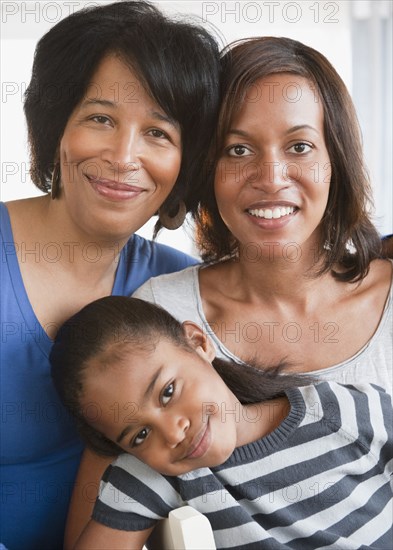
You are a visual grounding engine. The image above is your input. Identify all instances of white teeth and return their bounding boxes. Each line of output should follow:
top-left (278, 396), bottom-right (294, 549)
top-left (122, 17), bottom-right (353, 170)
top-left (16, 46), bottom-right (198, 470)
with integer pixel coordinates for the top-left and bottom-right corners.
top-left (248, 206), bottom-right (295, 219)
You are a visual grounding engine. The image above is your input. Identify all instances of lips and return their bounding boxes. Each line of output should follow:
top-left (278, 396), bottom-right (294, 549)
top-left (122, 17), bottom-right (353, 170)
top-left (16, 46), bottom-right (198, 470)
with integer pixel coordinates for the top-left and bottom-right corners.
top-left (86, 175), bottom-right (146, 201)
top-left (184, 422), bottom-right (211, 460)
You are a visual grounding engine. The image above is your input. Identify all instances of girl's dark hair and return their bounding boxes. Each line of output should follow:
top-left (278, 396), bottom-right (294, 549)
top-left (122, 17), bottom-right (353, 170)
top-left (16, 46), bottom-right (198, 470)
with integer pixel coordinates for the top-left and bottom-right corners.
top-left (24, 1), bottom-right (220, 228)
top-left (50, 296), bottom-right (311, 457)
top-left (192, 36), bottom-right (381, 282)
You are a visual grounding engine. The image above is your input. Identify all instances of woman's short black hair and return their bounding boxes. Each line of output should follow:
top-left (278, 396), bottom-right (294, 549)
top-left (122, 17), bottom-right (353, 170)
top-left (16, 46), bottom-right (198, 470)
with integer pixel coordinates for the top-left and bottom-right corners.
top-left (24, 1), bottom-right (220, 217)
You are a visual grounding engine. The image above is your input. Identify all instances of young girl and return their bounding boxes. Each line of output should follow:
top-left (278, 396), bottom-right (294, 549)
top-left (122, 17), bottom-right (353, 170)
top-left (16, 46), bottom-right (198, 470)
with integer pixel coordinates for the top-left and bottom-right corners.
top-left (50, 296), bottom-right (392, 550)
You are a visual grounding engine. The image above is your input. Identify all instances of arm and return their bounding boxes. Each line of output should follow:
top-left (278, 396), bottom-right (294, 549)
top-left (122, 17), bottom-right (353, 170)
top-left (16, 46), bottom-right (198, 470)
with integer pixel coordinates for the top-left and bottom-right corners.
top-left (64, 448), bottom-right (115, 550)
top-left (75, 519), bottom-right (154, 550)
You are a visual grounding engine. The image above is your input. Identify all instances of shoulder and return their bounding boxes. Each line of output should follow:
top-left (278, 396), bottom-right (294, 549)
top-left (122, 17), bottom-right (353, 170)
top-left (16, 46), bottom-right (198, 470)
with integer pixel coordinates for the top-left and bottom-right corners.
top-left (0, 202), bottom-right (11, 239)
top-left (300, 381), bottom-right (392, 443)
top-left (102, 453), bottom-right (172, 492)
top-left (301, 380), bottom-right (391, 410)
top-left (132, 265), bottom-right (207, 325)
top-left (94, 454), bottom-right (184, 530)
top-left (1, 200), bottom-right (26, 240)
top-left (357, 258), bottom-right (392, 299)
top-left (127, 235), bottom-right (199, 273)
top-left (133, 264), bottom-right (200, 303)
top-left (118, 237), bottom-right (199, 295)
top-left (123, 235), bottom-right (199, 279)
top-left (3, 197), bottom-right (45, 226)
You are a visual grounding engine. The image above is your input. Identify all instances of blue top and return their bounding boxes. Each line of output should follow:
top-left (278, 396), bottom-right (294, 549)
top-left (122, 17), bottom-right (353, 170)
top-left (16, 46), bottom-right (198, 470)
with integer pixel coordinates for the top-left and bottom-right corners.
top-left (0, 202), bottom-right (197, 549)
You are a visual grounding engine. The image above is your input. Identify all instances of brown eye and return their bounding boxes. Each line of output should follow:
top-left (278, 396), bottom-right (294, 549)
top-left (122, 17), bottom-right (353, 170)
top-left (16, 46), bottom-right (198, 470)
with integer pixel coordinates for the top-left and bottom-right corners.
top-left (149, 129), bottom-right (168, 139)
top-left (91, 115), bottom-right (111, 125)
top-left (132, 427), bottom-right (150, 447)
top-left (289, 143), bottom-right (312, 154)
top-left (161, 382), bottom-right (174, 405)
top-left (227, 144), bottom-right (252, 157)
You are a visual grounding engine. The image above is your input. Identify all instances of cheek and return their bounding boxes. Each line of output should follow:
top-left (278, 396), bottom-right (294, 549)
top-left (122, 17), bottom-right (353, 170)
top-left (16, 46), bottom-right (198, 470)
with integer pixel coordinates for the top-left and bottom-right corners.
top-left (323, 163), bottom-right (332, 190)
top-left (156, 150), bottom-right (181, 182)
top-left (60, 130), bottom-right (98, 164)
top-left (208, 416), bottom-right (236, 464)
top-left (214, 169), bottom-right (233, 215)
top-left (214, 161), bottom-right (236, 195)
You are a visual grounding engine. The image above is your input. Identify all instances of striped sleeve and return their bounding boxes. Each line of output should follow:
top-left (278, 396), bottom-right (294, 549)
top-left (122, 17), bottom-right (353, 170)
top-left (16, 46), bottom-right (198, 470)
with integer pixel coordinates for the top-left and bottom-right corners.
top-left (92, 454), bottom-right (184, 531)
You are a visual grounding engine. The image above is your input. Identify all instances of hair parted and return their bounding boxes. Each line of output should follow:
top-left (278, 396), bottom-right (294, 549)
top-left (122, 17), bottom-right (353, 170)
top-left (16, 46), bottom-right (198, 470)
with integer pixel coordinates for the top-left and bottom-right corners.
top-left (193, 36), bottom-right (381, 282)
top-left (24, 1), bottom-right (221, 228)
top-left (50, 296), bottom-right (311, 457)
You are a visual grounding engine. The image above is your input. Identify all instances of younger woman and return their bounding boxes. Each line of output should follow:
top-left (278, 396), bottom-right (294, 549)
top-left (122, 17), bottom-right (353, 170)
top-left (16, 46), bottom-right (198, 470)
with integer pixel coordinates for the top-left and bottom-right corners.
top-left (50, 296), bottom-right (392, 550)
top-left (135, 36), bottom-right (392, 390)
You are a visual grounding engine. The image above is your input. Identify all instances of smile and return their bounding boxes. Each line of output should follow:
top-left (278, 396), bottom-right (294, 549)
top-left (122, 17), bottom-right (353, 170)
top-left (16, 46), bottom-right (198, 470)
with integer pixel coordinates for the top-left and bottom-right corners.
top-left (185, 422), bottom-right (211, 460)
top-left (247, 206), bottom-right (295, 220)
top-left (86, 175), bottom-right (146, 201)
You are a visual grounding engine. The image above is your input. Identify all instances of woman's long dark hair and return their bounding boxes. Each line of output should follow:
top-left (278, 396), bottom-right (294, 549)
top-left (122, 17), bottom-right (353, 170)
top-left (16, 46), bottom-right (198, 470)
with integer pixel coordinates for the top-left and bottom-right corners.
top-left (50, 296), bottom-right (311, 456)
top-left (192, 37), bottom-right (382, 282)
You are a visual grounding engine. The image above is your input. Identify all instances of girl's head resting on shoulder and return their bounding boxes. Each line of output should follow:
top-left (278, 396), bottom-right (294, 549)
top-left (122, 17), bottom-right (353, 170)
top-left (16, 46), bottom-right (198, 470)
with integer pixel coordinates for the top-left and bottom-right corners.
top-left (50, 296), bottom-right (307, 476)
top-left (195, 36), bottom-right (381, 282)
top-left (50, 296), bottom-right (240, 476)
top-left (24, 0), bottom-right (220, 228)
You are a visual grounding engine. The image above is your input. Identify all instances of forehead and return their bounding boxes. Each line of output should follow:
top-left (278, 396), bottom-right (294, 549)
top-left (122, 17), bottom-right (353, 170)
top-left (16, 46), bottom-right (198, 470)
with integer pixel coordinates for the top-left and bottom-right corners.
top-left (82, 341), bottom-right (158, 396)
top-left (89, 54), bottom-right (136, 84)
top-left (83, 54), bottom-right (154, 108)
top-left (232, 73), bottom-right (324, 126)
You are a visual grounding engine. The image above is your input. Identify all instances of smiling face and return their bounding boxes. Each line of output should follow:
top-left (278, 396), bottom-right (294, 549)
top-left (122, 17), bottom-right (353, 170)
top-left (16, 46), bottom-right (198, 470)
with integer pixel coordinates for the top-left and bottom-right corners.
top-left (81, 327), bottom-right (239, 476)
top-left (59, 54), bottom-right (182, 240)
top-left (214, 73), bottom-right (331, 257)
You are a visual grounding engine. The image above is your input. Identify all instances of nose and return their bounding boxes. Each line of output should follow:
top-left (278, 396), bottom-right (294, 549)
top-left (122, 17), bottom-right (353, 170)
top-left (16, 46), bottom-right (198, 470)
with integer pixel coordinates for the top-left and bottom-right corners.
top-left (163, 415), bottom-right (190, 448)
top-left (248, 153), bottom-right (291, 193)
top-left (103, 127), bottom-right (141, 174)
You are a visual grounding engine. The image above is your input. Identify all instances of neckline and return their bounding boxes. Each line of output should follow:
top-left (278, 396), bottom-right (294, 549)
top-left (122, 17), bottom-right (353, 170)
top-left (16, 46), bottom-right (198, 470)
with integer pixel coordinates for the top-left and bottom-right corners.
top-left (0, 202), bottom-right (128, 356)
top-left (216, 387), bottom-right (306, 466)
top-left (192, 261), bottom-right (393, 374)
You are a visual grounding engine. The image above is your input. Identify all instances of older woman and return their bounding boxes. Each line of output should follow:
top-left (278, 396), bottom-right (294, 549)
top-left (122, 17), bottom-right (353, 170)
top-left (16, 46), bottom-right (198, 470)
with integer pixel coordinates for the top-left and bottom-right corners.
top-left (0, 2), bottom-right (220, 547)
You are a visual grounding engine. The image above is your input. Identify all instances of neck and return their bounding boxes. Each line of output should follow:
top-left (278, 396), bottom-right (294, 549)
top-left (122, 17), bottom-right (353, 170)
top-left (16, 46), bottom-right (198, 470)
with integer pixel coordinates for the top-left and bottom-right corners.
top-left (35, 196), bottom-right (129, 277)
top-left (233, 241), bottom-right (328, 302)
top-left (236, 397), bottom-right (290, 447)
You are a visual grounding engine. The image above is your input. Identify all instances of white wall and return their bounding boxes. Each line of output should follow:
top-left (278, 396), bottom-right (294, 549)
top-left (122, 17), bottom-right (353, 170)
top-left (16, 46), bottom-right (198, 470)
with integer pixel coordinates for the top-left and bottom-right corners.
top-left (1, 1), bottom-right (390, 256)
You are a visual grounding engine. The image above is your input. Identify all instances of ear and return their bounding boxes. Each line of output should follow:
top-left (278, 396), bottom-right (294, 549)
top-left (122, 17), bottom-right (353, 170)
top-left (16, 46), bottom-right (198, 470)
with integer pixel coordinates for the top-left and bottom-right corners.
top-left (182, 321), bottom-right (216, 362)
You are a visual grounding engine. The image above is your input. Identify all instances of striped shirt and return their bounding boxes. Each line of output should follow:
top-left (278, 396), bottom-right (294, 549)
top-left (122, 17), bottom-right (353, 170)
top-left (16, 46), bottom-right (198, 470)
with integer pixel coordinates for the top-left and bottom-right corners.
top-left (93, 382), bottom-right (393, 549)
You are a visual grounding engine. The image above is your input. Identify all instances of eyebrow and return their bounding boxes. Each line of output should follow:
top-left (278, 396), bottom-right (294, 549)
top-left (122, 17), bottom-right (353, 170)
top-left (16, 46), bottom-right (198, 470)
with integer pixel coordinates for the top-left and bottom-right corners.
top-left (115, 366), bottom-right (163, 444)
top-left (227, 124), bottom-right (318, 139)
top-left (151, 111), bottom-right (178, 128)
top-left (143, 366), bottom-right (163, 400)
top-left (227, 129), bottom-right (250, 138)
top-left (80, 100), bottom-right (177, 127)
top-left (285, 124), bottom-right (319, 135)
top-left (81, 99), bottom-right (117, 109)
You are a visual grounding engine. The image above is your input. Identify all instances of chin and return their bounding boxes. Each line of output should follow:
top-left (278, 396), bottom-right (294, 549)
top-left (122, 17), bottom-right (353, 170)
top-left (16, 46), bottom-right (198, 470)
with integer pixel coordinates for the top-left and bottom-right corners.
top-left (208, 447), bottom-right (235, 469)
